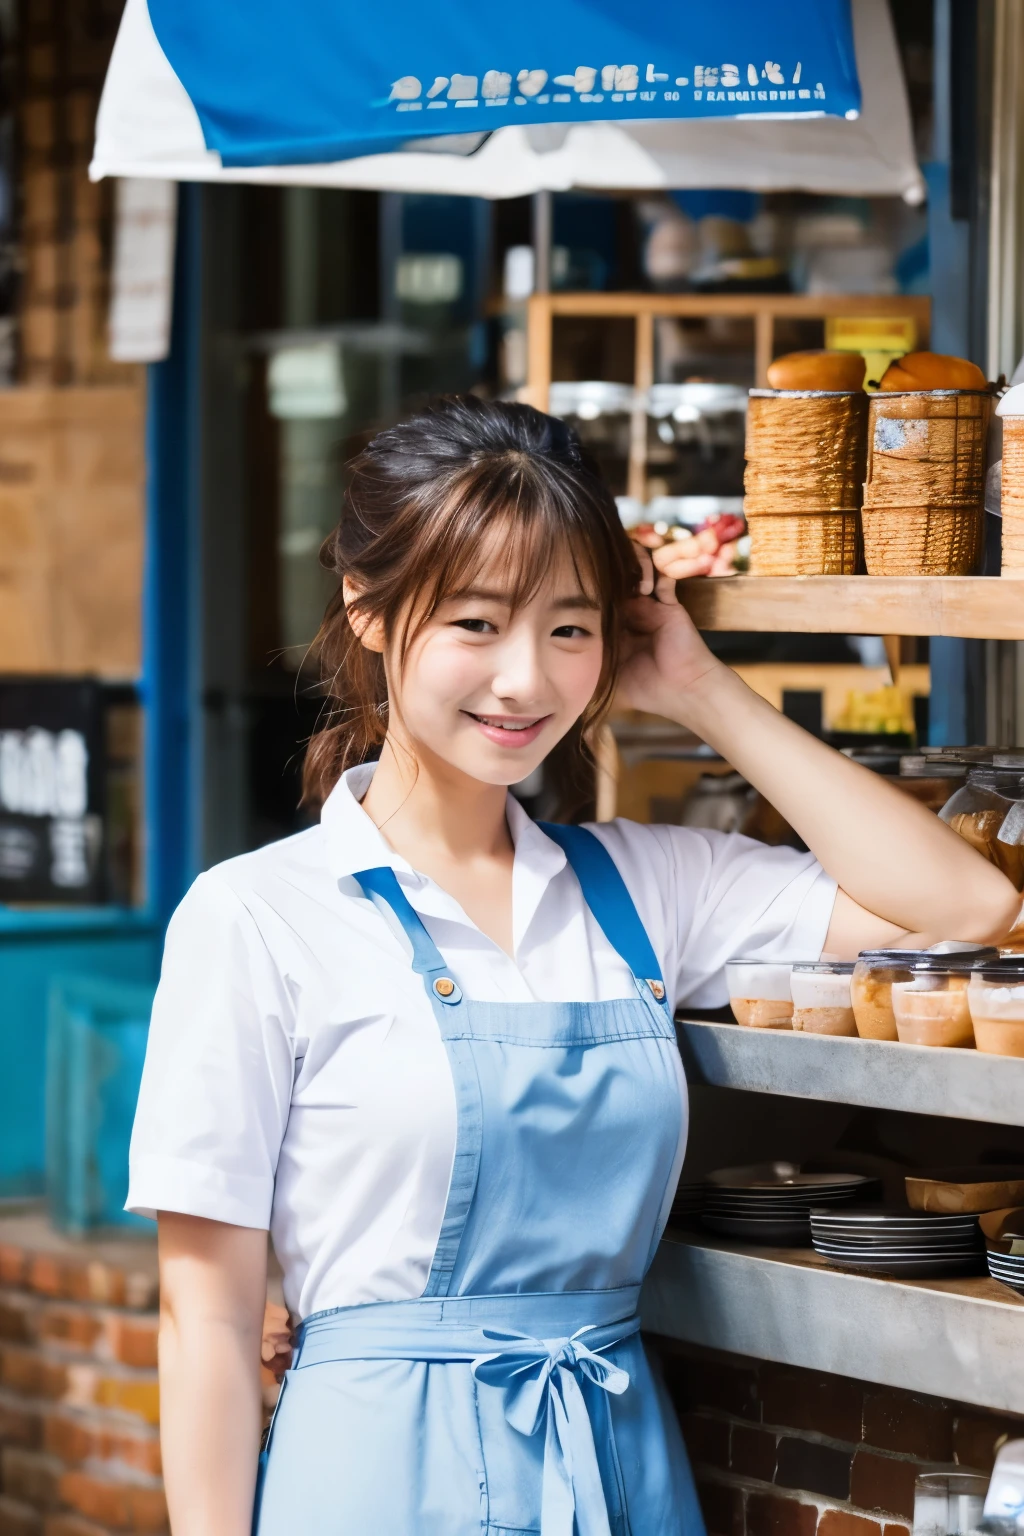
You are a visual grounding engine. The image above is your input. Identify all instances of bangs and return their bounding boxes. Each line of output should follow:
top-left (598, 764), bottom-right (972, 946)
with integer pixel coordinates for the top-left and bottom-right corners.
top-left (406, 454), bottom-right (608, 635)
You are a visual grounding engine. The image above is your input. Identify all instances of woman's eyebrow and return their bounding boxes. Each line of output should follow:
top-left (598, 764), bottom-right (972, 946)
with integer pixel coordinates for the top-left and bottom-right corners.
top-left (552, 593), bottom-right (601, 611)
top-left (447, 586), bottom-right (600, 610)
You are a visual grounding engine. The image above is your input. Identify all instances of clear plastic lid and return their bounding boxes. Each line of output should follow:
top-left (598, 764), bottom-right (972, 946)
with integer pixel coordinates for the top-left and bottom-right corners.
top-left (548, 381), bottom-right (636, 417)
top-left (970, 956), bottom-right (1024, 982)
top-left (899, 755), bottom-right (968, 779)
top-left (964, 768), bottom-right (1024, 794)
top-left (854, 949), bottom-right (935, 973)
top-left (903, 949), bottom-right (998, 978)
top-left (792, 961), bottom-right (856, 975)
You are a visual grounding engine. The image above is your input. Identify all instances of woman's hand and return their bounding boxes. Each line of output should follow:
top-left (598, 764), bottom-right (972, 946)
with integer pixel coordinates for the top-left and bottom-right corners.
top-left (261, 1302), bottom-right (294, 1385)
top-left (616, 541), bottom-right (726, 719)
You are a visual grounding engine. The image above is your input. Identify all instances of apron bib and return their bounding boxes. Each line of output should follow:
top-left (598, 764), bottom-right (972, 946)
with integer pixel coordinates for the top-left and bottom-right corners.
top-left (254, 824), bottom-right (704, 1536)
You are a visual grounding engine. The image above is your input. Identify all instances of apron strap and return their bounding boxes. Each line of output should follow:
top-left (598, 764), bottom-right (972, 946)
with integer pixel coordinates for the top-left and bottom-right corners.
top-left (538, 823), bottom-right (668, 1007)
top-left (353, 866), bottom-right (463, 1005)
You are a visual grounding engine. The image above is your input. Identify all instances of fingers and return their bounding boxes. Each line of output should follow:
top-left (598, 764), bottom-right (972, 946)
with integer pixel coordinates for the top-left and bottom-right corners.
top-left (630, 540), bottom-right (657, 596)
top-left (651, 542), bottom-right (715, 581)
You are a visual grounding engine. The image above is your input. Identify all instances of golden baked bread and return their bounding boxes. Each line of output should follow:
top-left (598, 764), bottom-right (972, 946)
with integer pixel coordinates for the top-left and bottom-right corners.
top-left (765, 350), bottom-right (866, 391)
top-left (878, 351), bottom-right (988, 391)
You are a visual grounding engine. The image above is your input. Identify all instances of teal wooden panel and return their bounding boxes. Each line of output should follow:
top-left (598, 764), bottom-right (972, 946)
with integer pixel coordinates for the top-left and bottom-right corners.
top-left (0, 927), bottom-right (158, 1198)
top-left (47, 975), bottom-right (157, 1234)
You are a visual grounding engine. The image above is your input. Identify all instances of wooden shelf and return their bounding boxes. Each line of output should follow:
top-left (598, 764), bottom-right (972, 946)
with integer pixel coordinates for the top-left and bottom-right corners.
top-left (678, 1019), bottom-right (1024, 1127)
top-left (642, 1232), bottom-right (1024, 1414)
top-left (677, 575), bottom-right (1024, 639)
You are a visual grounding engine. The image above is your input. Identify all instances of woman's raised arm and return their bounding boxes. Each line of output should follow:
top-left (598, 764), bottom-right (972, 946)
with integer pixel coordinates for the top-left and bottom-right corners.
top-left (618, 555), bottom-right (1022, 955)
top-left (158, 1213), bottom-right (269, 1536)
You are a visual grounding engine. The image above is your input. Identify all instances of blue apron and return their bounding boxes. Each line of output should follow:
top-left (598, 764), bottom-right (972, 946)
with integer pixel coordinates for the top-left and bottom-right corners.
top-left (254, 824), bottom-right (704, 1536)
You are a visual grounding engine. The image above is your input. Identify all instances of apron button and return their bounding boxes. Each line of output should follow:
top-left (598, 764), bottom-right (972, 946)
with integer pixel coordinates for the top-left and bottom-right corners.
top-left (434, 977), bottom-right (456, 998)
top-left (647, 979), bottom-right (666, 1001)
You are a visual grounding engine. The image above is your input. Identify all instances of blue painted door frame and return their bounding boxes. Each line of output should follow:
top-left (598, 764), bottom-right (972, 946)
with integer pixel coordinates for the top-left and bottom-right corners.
top-left (143, 181), bottom-right (205, 924)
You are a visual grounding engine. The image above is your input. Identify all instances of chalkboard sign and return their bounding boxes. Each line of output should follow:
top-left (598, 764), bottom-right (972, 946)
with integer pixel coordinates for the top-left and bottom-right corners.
top-left (0, 680), bottom-right (106, 904)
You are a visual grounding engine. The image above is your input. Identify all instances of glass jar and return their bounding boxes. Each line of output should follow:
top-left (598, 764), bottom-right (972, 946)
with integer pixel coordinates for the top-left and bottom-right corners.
top-left (891, 957), bottom-right (981, 1048)
top-left (897, 756), bottom-right (968, 813)
top-left (913, 1471), bottom-right (988, 1536)
top-left (939, 769), bottom-right (1024, 890)
top-left (644, 383), bottom-right (748, 499)
top-left (548, 382), bottom-right (635, 496)
top-left (968, 957), bottom-right (1024, 1057)
top-left (725, 960), bottom-right (794, 1029)
top-left (790, 961), bottom-right (857, 1036)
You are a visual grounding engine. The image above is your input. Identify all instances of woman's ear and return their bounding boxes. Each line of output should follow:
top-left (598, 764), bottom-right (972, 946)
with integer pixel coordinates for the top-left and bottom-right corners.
top-left (343, 576), bottom-right (386, 653)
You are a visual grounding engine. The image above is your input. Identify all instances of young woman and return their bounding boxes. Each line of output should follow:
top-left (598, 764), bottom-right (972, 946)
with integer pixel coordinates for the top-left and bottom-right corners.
top-left (132, 396), bottom-right (1019, 1536)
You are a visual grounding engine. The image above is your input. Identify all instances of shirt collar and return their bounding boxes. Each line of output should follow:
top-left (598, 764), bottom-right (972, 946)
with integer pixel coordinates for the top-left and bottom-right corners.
top-left (319, 763), bottom-right (568, 947)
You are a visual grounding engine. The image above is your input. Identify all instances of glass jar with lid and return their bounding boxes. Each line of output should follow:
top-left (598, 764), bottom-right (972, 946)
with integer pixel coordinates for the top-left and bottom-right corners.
top-left (897, 756), bottom-right (968, 813)
top-left (890, 953), bottom-right (997, 1048)
top-left (725, 959), bottom-right (794, 1029)
top-left (939, 769), bottom-right (1024, 890)
top-left (968, 957), bottom-right (1024, 1057)
top-left (644, 383), bottom-right (748, 499)
top-left (790, 961), bottom-right (857, 1036)
top-left (548, 382), bottom-right (635, 496)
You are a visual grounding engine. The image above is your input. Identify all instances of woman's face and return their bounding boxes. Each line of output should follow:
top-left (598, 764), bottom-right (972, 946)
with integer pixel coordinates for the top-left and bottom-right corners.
top-left (385, 535), bottom-right (605, 788)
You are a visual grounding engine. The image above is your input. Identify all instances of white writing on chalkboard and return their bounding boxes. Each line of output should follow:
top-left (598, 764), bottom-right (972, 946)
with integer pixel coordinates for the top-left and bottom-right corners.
top-left (0, 728), bottom-right (89, 818)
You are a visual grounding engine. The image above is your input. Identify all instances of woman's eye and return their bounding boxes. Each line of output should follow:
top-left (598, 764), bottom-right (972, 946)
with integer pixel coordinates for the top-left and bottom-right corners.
top-left (453, 618), bottom-right (496, 634)
top-left (552, 624), bottom-right (591, 639)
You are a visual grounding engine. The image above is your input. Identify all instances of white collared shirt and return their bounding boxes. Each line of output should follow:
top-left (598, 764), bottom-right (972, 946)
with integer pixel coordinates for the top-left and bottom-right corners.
top-left (127, 763), bottom-right (836, 1318)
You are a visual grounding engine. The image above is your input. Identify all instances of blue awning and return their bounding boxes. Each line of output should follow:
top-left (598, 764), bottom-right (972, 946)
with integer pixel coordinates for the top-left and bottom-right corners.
top-left (145, 0), bottom-right (861, 167)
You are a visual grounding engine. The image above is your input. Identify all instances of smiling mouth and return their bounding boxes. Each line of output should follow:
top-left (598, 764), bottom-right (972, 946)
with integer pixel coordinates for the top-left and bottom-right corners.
top-left (464, 712), bottom-right (547, 732)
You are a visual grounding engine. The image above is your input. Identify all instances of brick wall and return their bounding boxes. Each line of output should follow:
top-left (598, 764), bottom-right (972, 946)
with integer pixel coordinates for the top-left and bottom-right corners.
top-left (0, 1223), bottom-right (163, 1536)
top-left (0, 1215), bottom-right (1019, 1535)
top-left (16, 0), bottom-right (139, 387)
top-left (650, 1337), bottom-right (1024, 1536)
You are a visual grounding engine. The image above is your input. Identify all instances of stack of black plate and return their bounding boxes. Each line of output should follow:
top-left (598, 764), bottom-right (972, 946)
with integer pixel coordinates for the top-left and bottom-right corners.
top-left (702, 1163), bottom-right (877, 1244)
top-left (670, 1180), bottom-right (706, 1225)
top-left (982, 1208), bottom-right (1024, 1296)
top-left (810, 1205), bottom-right (985, 1276)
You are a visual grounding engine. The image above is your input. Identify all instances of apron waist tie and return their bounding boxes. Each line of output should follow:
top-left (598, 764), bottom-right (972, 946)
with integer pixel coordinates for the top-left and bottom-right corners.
top-left (294, 1287), bottom-right (643, 1536)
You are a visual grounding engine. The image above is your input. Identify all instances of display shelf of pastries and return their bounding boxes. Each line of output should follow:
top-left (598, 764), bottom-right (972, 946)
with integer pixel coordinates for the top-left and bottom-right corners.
top-left (676, 575), bottom-right (1024, 639)
top-left (641, 1231), bottom-right (1024, 1415)
top-left (676, 1018), bottom-right (1024, 1127)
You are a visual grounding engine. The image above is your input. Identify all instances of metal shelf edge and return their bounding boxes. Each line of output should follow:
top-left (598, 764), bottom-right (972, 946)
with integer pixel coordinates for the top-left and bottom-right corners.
top-left (641, 1236), bottom-right (1024, 1414)
top-left (677, 1018), bottom-right (1024, 1127)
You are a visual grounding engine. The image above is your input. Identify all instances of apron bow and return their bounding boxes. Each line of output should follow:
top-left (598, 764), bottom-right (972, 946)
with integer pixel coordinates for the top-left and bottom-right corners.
top-left (472, 1324), bottom-right (633, 1536)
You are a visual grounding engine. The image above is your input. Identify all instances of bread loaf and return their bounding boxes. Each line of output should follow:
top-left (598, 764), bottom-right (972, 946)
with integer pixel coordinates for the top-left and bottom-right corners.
top-left (765, 350), bottom-right (866, 391)
top-left (878, 351), bottom-right (988, 392)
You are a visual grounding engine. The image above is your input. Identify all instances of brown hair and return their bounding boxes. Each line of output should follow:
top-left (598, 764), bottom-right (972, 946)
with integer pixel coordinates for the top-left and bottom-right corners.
top-left (302, 394), bottom-right (640, 818)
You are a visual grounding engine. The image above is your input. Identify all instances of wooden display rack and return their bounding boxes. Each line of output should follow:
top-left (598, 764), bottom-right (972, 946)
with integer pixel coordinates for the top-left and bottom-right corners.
top-left (525, 291), bottom-right (932, 498)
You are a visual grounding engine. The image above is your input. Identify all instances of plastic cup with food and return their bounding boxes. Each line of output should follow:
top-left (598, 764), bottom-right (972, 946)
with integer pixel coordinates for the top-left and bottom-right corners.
top-left (851, 951), bottom-right (920, 1040)
top-left (968, 957), bottom-right (1024, 1057)
top-left (790, 961), bottom-right (857, 1036)
top-left (725, 960), bottom-right (794, 1029)
top-left (891, 956), bottom-right (982, 1048)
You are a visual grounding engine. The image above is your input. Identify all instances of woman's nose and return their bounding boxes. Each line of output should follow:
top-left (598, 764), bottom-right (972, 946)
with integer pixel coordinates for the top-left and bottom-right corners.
top-left (490, 635), bottom-right (545, 703)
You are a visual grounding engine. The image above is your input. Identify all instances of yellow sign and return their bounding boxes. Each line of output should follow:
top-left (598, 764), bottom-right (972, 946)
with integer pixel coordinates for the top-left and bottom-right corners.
top-left (825, 315), bottom-right (918, 392)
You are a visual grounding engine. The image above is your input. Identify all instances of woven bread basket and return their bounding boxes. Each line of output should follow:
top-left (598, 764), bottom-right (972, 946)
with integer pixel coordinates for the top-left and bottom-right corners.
top-left (743, 390), bottom-right (867, 576)
top-left (861, 390), bottom-right (992, 575)
top-left (1001, 415), bottom-right (1024, 574)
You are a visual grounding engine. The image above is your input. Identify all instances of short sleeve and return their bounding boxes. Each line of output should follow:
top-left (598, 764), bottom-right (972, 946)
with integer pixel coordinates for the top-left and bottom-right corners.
top-left (127, 871), bottom-right (296, 1227)
top-left (588, 820), bottom-right (837, 1010)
